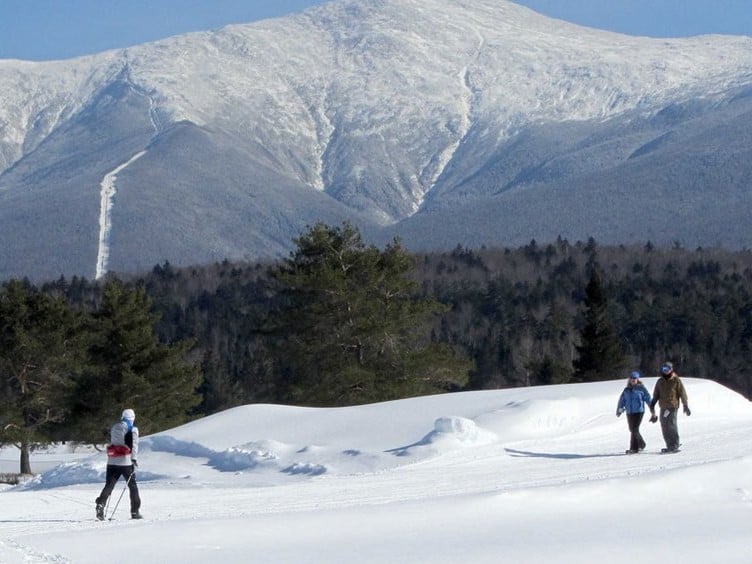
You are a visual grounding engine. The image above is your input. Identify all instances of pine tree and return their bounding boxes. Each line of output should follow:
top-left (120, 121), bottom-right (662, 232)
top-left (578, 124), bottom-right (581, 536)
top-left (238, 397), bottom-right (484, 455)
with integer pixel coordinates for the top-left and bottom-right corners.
top-left (0, 280), bottom-right (81, 473)
top-left (573, 269), bottom-right (625, 382)
top-left (68, 280), bottom-right (202, 440)
top-left (271, 222), bottom-right (470, 406)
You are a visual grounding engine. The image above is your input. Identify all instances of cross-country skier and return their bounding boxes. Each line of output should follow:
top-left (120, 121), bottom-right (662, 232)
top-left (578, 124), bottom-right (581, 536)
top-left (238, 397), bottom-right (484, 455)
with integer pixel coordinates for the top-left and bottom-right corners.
top-left (616, 371), bottom-right (655, 454)
top-left (95, 408), bottom-right (143, 520)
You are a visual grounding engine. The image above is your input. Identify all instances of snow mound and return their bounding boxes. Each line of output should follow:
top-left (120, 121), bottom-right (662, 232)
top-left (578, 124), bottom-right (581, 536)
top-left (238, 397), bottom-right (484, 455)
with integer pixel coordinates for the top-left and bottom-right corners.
top-left (19, 462), bottom-right (102, 489)
top-left (7, 378), bottom-right (750, 490)
top-left (282, 463), bottom-right (327, 476)
top-left (389, 415), bottom-right (497, 457)
top-left (145, 435), bottom-right (215, 459)
top-left (208, 445), bottom-right (279, 472)
top-left (431, 416), bottom-right (495, 444)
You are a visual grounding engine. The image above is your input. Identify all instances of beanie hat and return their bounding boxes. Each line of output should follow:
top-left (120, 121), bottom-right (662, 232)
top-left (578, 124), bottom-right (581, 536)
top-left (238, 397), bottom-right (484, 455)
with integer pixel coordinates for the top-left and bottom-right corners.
top-left (630, 371), bottom-right (641, 380)
top-left (121, 408), bottom-right (135, 421)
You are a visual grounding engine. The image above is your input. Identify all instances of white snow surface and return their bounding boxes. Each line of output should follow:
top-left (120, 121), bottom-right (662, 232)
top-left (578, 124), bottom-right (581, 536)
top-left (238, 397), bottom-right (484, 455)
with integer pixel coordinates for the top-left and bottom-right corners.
top-left (2, 0), bottom-right (752, 216)
top-left (1, 377), bottom-right (751, 563)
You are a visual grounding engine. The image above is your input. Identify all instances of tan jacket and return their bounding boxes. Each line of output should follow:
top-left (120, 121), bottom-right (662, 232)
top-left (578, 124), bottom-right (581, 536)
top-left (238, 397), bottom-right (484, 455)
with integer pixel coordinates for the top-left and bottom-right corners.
top-left (651, 373), bottom-right (688, 410)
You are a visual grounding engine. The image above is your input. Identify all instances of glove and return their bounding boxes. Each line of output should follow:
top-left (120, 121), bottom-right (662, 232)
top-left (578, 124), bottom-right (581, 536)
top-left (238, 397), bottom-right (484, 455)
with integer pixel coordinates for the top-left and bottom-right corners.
top-left (649, 413), bottom-right (658, 423)
top-left (132, 459), bottom-right (138, 468)
top-left (683, 405), bottom-right (691, 416)
top-left (616, 409), bottom-right (622, 417)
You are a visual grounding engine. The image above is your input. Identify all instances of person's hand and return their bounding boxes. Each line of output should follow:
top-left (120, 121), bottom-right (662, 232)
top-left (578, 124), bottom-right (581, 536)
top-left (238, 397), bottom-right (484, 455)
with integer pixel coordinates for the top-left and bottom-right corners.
top-left (132, 459), bottom-right (138, 468)
top-left (683, 405), bottom-right (691, 416)
top-left (616, 409), bottom-right (622, 417)
top-left (650, 414), bottom-right (658, 423)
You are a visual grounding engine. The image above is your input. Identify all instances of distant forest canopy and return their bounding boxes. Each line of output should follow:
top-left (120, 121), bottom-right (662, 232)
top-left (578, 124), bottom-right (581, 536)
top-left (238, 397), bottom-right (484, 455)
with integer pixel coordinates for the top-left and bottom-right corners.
top-left (15, 235), bottom-right (752, 413)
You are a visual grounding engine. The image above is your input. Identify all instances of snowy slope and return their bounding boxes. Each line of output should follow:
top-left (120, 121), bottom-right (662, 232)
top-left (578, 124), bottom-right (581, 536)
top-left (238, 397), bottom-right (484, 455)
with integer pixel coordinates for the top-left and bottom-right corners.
top-left (1, 377), bottom-right (750, 563)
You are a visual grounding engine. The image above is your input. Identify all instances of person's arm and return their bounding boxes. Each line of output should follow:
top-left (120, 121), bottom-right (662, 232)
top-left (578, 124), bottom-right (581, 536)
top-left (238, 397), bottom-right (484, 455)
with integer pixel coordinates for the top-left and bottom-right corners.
top-left (616, 392), bottom-right (626, 416)
top-left (131, 427), bottom-right (139, 466)
top-left (649, 384), bottom-right (659, 422)
top-left (679, 379), bottom-right (690, 415)
top-left (644, 388), bottom-right (655, 413)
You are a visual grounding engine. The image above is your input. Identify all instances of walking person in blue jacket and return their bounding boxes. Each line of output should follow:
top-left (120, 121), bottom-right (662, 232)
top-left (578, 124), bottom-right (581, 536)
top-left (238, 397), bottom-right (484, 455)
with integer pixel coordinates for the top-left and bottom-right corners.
top-left (616, 372), bottom-right (655, 454)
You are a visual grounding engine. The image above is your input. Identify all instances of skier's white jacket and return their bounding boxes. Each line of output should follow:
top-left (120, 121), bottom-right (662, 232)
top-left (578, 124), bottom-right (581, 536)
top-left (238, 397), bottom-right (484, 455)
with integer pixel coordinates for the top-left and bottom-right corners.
top-left (106, 421), bottom-right (139, 466)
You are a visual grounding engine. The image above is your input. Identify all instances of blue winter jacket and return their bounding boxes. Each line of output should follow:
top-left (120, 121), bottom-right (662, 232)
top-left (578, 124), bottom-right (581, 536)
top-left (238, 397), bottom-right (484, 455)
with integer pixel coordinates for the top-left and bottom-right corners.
top-left (617, 384), bottom-right (652, 414)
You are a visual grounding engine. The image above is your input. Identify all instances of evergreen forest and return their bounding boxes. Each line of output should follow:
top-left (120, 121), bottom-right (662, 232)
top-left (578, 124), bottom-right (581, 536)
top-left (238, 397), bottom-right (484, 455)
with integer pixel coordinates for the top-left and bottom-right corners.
top-left (3, 224), bottom-right (752, 471)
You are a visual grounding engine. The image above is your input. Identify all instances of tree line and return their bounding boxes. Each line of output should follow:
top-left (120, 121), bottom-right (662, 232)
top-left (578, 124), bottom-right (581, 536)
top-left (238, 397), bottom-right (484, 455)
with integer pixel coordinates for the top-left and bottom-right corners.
top-left (3, 223), bottom-right (752, 471)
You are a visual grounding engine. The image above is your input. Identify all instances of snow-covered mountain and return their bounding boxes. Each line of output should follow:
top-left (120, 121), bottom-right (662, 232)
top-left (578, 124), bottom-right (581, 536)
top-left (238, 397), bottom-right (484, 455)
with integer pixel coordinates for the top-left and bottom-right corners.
top-left (2, 0), bottom-right (752, 280)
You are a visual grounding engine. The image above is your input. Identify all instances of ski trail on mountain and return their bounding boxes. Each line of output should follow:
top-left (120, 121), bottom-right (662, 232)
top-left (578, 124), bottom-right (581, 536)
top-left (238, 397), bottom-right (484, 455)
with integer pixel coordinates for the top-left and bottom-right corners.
top-left (95, 150), bottom-right (146, 279)
top-left (94, 68), bottom-right (162, 279)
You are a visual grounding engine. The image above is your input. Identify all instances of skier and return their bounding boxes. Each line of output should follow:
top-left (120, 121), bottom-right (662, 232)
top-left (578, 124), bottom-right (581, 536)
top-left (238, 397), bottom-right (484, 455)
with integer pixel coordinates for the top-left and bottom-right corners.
top-left (95, 408), bottom-right (143, 520)
top-left (616, 371), bottom-right (655, 454)
top-left (649, 362), bottom-right (690, 453)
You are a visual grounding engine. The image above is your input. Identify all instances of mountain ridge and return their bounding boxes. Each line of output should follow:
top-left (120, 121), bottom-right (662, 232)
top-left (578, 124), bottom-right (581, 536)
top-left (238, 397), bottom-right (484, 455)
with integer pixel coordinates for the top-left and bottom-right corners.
top-left (2, 0), bottom-right (752, 280)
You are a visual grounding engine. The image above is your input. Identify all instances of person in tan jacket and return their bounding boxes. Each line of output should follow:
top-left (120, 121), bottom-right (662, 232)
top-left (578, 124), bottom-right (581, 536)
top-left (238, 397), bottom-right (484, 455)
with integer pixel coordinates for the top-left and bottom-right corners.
top-left (649, 362), bottom-right (690, 453)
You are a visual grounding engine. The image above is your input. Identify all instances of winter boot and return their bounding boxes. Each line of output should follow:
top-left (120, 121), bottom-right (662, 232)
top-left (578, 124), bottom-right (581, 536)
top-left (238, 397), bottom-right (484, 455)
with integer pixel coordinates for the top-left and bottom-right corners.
top-left (96, 502), bottom-right (105, 521)
top-left (131, 512), bottom-right (144, 520)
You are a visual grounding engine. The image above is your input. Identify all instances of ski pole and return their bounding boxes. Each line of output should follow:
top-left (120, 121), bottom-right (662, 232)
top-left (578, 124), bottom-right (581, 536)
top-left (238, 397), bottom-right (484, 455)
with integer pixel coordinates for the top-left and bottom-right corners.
top-left (108, 471), bottom-right (135, 521)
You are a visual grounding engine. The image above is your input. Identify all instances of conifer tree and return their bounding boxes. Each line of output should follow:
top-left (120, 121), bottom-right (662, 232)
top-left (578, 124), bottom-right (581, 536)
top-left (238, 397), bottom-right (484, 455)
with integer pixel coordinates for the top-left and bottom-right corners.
top-left (573, 269), bottom-right (625, 382)
top-left (68, 280), bottom-right (202, 440)
top-left (0, 280), bottom-right (81, 473)
top-left (272, 222), bottom-right (470, 406)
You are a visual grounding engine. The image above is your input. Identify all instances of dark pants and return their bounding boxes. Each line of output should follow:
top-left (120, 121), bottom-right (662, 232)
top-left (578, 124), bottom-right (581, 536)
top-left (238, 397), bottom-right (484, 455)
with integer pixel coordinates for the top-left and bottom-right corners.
top-left (96, 464), bottom-right (140, 514)
top-left (626, 412), bottom-right (646, 451)
top-left (659, 408), bottom-right (680, 450)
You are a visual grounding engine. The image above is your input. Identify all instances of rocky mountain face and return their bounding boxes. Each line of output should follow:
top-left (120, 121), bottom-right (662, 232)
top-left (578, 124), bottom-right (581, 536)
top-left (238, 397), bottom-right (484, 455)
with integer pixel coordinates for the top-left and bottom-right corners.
top-left (1, 0), bottom-right (751, 281)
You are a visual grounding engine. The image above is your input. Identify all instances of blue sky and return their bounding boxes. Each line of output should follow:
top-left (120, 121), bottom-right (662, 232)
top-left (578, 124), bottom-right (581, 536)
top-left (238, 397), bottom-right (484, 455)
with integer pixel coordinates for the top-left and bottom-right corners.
top-left (1, 0), bottom-right (751, 61)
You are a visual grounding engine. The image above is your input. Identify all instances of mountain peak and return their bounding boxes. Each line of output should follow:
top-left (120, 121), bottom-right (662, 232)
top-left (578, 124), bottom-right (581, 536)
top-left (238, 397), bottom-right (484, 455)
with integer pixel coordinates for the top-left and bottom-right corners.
top-left (1, 0), bottom-right (752, 280)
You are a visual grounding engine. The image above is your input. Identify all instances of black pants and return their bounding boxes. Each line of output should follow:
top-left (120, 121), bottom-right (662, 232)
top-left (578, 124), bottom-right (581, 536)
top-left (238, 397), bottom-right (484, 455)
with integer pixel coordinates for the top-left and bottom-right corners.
top-left (659, 408), bottom-right (680, 450)
top-left (626, 412), bottom-right (646, 451)
top-left (96, 464), bottom-right (140, 514)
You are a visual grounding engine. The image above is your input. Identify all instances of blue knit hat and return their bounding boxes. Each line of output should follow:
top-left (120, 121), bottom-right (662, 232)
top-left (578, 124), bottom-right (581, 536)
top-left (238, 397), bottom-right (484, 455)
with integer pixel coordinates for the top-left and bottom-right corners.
top-left (630, 371), bottom-right (641, 380)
